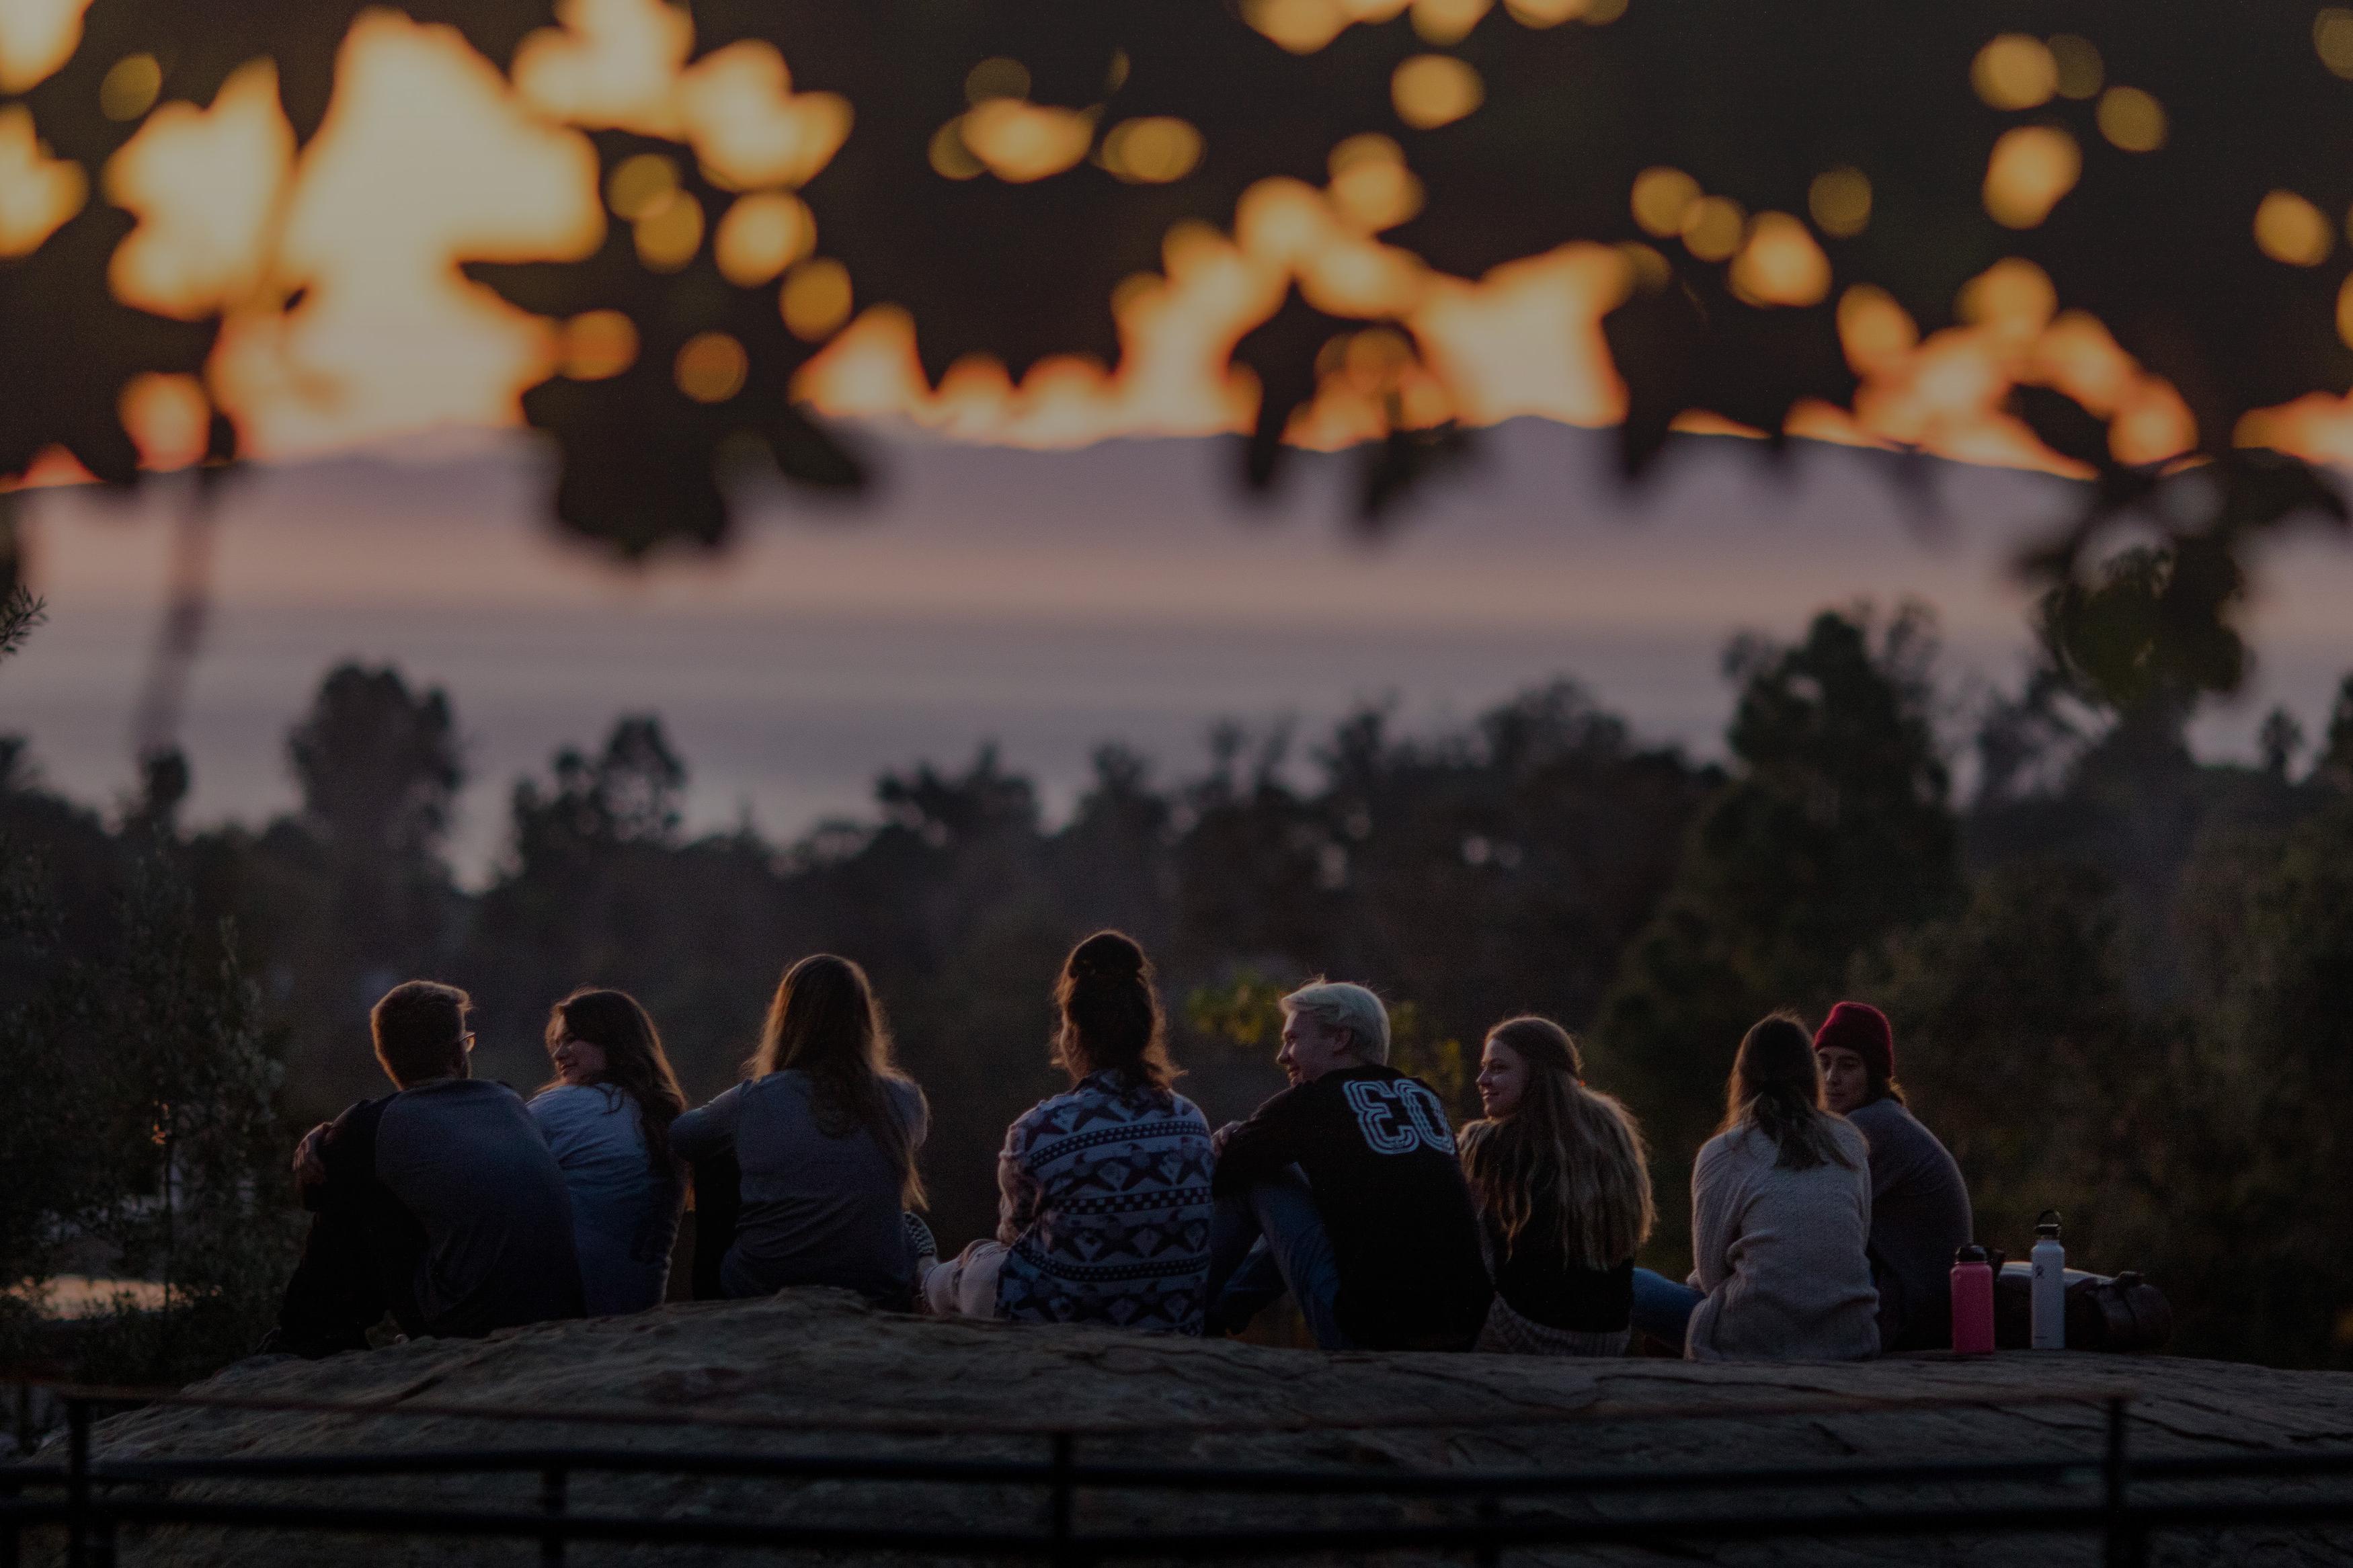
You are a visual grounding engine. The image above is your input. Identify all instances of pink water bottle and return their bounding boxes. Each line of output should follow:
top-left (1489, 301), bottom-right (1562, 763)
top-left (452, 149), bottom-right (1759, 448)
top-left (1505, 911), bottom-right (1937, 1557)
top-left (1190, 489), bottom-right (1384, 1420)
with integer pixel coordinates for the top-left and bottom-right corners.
top-left (1950, 1243), bottom-right (1996, 1355)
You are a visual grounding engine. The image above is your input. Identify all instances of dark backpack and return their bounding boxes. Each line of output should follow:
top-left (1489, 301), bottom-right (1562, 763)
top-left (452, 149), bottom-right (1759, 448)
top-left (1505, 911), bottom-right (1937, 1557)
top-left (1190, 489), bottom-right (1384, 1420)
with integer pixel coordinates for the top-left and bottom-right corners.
top-left (1994, 1262), bottom-right (2173, 1353)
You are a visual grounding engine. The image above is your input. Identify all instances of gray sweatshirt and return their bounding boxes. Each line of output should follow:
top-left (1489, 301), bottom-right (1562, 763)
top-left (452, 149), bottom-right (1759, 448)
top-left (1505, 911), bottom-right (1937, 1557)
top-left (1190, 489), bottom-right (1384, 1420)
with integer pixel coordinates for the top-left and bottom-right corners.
top-left (1686, 1118), bottom-right (1880, 1362)
top-left (528, 1084), bottom-right (684, 1317)
top-left (1846, 1096), bottom-right (1973, 1351)
top-left (671, 1071), bottom-right (928, 1305)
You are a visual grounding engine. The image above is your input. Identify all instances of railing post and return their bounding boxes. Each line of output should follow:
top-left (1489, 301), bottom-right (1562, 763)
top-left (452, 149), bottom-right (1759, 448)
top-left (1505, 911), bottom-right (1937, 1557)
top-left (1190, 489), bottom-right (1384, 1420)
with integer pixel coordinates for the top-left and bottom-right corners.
top-left (540, 1463), bottom-right (568, 1568)
top-left (1049, 1431), bottom-right (1078, 1568)
top-left (2104, 1395), bottom-right (2145, 1568)
top-left (65, 1397), bottom-right (89, 1568)
top-left (1475, 1493), bottom-right (1501, 1568)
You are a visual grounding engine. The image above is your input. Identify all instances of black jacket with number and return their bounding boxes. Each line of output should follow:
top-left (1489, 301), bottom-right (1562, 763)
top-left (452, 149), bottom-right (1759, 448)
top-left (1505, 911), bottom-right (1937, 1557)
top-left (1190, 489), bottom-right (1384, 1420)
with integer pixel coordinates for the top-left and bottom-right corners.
top-left (1213, 1064), bottom-right (1492, 1350)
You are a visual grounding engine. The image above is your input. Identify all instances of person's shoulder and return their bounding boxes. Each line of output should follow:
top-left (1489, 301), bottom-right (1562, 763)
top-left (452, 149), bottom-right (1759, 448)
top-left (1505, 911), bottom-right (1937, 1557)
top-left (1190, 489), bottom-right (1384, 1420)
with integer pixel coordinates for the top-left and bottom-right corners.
top-left (1694, 1124), bottom-right (1763, 1173)
top-left (1162, 1089), bottom-right (1211, 1128)
top-left (1846, 1096), bottom-right (1913, 1134)
top-left (1825, 1113), bottom-right (1872, 1165)
top-left (527, 1083), bottom-right (596, 1115)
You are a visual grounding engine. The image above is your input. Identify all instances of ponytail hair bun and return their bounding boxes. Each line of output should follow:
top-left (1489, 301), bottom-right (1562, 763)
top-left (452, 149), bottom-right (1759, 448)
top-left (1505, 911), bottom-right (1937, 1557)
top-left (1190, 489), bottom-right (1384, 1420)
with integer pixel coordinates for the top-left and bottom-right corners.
top-left (1053, 930), bottom-right (1174, 1089)
top-left (1066, 930), bottom-right (1146, 983)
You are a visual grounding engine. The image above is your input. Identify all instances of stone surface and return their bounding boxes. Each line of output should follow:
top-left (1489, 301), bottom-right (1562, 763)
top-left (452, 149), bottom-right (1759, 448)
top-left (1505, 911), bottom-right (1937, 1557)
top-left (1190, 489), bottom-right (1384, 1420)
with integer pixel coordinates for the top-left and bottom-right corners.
top-left (33, 1290), bottom-right (2353, 1565)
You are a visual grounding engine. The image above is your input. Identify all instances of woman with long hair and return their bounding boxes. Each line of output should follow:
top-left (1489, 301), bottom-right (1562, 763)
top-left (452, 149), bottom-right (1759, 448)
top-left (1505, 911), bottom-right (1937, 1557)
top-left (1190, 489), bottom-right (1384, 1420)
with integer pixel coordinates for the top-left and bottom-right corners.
top-left (1458, 1017), bottom-right (1653, 1356)
top-left (921, 930), bottom-right (1215, 1331)
top-left (527, 988), bottom-right (690, 1315)
top-left (1683, 1012), bottom-right (1878, 1362)
top-left (671, 954), bottom-right (930, 1305)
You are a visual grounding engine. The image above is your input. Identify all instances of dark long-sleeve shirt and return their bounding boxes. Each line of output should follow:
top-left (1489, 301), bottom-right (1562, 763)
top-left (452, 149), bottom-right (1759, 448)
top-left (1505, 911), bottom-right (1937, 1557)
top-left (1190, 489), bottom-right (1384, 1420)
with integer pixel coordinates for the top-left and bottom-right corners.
top-left (1213, 1064), bottom-right (1492, 1350)
top-left (1847, 1096), bottom-right (1973, 1351)
top-left (314, 1078), bottom-right (584, 1339)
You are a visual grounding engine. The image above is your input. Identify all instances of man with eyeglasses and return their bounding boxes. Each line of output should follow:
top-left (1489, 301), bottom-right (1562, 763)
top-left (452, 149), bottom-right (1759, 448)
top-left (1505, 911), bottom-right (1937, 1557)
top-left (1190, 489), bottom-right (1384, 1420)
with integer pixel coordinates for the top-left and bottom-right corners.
top-left (271, 981), bottom-right (585, 1356)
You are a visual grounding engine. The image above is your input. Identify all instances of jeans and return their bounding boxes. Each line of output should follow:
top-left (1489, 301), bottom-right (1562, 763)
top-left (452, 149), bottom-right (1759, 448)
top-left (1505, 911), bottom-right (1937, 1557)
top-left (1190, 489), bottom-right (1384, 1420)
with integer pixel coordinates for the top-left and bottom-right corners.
top-left (1203, 1167), bottom-right (1353, 1350)
top-left (1630, 1266), bottom-right (1704, 1350)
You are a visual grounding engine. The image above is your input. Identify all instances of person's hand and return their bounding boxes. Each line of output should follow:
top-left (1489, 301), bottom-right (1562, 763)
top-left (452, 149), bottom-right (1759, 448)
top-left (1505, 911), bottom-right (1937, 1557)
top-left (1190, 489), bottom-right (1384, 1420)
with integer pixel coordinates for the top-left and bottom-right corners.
top-left (1211, 1120), bottom-right (1242, 1157)
top-left (291, 1122), bottom-right (332, 1188)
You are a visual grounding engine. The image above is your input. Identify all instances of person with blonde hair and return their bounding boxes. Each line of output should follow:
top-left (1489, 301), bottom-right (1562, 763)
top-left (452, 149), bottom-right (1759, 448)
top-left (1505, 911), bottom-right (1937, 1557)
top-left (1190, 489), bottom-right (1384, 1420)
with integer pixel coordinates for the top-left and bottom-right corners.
top-left (922, 931), bottom-right (1215, 1329)
top-left (1684, 1012), bottom-right (1878, 1362)
top-left (528, 988), bottom-right (690, 1316)
top-left (1459, 1016), bottom-right (1653, 1356)
top-left (672, 954), bottom-right (930, 1306)
top-left (1203, 979), bottom-right (1491, 1351)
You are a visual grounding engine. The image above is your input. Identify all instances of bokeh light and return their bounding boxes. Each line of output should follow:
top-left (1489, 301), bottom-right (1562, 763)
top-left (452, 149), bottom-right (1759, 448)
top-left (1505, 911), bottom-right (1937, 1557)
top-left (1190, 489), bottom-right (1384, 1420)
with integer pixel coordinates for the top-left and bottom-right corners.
top-left (0, 102), bottom-right (86, 256)
top-left (1983, 125), bottom-right (2079, 229)
top-left (2338, 273), bottom-right (2353, 350)
top-left (606, 152), bottom-right (680, 220)
top-left (1327, 134), bottom-right (1422, 231)
top-left (633, 188), bottom-right (704, 271)
top-left (2048, 34), bottom-right (2102, 99)
top-left (675, 40), bottom-right (851, 190)
top-left (561, 309), bottom-right (639, 378)
top-left (1411, 0), bottom-right (1490, 45)
top-left (961, 97), bottom-right (1095, 182)
top-left (1679, 195), bottom-right (1744, 261)
top-left (0, 0), bottom-right (91, 93)
top-left (714, 190), bottom-right (813, 286)
top-left (99, 52), bottom-right (161, 121)
top-left (1392, 54), bottom-right (1483, 129)
top-left (928, 119), bottom-right (983, 181)
top-left (118, 372), bottom-right (210, 469)
top-left (1971, 35), bottom-right (2057, 111)
top-left (1503, 0), bottom-right (1588, 26)
top-left (512, 0), bottom-right (696, 135)
top-left (1837, 284), bottom-right (1917, 377)
top-left (1101, 117), bottom-right (1203, 184)
top-left (1728, 211), bottom-right (1829, 306)
top-left (2318, 8), bottom-right (2353, 79)
top-left (1956, 255), bottom-right (2057, 345)
top-left (1242, 0), bottom-right (1350, 54)
top-left (2256, 190), bottom-right (2333, 267)
top-left (965, 57), bottom-right (1030, 102)
top-left (2096, 87), bottom-right (2165, 153)
top-left (1630, 167), bottom-right (1700, 239)
top-left (782, 256), bottom-right (852, 339)
top-left (103, 60), bottom-right (293, 319)
top-left (1807, 167), bottom-right (1870, 239)
top-left (674, 329), bottom-right (748, 402)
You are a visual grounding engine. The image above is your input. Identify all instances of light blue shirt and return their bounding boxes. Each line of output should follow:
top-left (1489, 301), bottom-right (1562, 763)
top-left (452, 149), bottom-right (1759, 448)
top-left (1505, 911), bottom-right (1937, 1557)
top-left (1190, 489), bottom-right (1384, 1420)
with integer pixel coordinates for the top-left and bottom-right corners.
top-left (527, 1083), bottom-right (683, 1316)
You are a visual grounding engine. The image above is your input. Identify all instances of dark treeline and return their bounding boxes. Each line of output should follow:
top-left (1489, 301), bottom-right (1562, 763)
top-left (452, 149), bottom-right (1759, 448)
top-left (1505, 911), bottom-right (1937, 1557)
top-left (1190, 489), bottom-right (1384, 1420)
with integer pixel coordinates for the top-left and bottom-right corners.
top-left (6, 597), bottom-right (2353, 1379)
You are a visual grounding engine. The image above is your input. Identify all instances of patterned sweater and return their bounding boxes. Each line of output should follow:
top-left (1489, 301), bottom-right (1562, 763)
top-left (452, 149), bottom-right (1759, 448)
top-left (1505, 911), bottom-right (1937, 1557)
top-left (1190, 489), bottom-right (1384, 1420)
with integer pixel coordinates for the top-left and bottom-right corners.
top-left (993, 1069), bottom-right (1215, 1333)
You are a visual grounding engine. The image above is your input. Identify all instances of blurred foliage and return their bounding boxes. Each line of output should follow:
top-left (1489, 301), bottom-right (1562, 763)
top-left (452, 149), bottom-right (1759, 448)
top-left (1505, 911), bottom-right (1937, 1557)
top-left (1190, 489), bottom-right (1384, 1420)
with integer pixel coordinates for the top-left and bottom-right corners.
top-left (1592, 604), bottom-right (1959, 1252)
top-left (1, 0), bottom-right (2350, 679)
top-left (0, 584), bottom-right (41, 659)
top-left (0, 626), bottom-right (296, 1386)
top-left (1185, 969), bottom-right (1289, 1054)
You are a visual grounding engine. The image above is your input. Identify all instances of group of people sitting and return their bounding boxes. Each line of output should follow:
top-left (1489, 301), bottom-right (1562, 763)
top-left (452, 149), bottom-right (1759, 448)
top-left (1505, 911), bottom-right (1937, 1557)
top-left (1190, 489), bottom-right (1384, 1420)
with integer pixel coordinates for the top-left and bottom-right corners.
top-left (272, 929), bottom-right (1971, 1362)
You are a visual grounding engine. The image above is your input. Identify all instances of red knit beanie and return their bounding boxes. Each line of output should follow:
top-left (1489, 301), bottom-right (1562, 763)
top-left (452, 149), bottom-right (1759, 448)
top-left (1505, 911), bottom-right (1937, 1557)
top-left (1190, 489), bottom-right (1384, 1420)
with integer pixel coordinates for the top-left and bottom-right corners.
top-left (1814, 1001), bottom-right (1894, 1082)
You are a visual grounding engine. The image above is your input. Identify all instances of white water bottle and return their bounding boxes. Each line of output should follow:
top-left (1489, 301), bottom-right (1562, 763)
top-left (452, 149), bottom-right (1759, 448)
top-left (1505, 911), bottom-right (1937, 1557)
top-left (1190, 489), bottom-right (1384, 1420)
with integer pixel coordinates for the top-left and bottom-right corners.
top-left (2030, 1209), bottom-right (2066, 1350)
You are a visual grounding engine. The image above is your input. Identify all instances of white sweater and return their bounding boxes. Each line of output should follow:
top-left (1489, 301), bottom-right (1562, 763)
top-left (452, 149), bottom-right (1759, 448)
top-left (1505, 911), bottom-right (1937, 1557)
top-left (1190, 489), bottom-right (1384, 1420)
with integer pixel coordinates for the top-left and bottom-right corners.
top-left (1685, 1118), bottom-right (1880, 1362)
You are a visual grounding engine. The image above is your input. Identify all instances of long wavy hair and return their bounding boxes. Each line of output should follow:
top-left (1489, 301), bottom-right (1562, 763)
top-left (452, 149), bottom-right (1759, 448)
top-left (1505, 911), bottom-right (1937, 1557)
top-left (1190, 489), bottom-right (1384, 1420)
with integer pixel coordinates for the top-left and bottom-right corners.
top-left (541, 988), bottom-right (688, 1173)
top-left (748, 954), bottom-right (926, 1206)
top-left (1720, 1011), bottom-right (1856, 1172)
top-left (1458, 1017), bottom-right (1652, 1272)
top-left (1051, 931), bottom-right (1176, 1091)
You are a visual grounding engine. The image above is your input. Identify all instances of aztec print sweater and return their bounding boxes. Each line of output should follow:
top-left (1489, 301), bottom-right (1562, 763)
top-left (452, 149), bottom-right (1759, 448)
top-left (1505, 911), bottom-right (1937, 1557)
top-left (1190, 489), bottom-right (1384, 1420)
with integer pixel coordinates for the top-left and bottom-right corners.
top-left (993, 1068), bottom-right (1215, 1332)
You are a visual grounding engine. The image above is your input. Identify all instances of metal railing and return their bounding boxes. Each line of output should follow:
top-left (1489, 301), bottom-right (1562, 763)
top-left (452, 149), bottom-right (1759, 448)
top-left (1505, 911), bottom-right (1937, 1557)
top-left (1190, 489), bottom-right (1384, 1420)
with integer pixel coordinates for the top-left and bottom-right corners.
top-left (4, 1379), bottom-right (2352, 1566)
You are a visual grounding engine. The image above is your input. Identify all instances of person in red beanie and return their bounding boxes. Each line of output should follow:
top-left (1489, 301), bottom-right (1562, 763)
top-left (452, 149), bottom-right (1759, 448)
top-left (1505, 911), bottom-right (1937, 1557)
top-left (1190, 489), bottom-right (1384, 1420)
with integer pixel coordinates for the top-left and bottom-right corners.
top-left (1812, 1001), bottom-right (1972, 1352)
